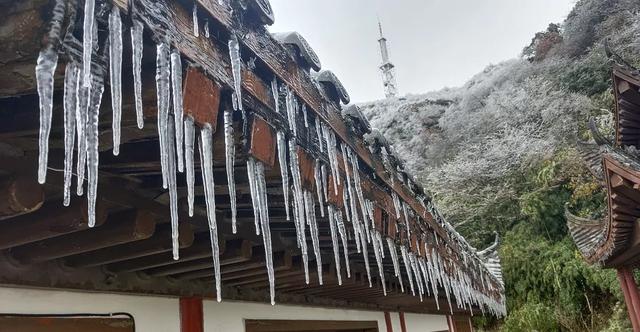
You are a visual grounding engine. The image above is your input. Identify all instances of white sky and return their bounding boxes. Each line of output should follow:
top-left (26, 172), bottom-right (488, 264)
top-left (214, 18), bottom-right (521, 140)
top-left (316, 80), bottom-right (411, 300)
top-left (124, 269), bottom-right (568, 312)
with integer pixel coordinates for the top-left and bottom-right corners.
top-left (268, 0), bottom-right (576, 103)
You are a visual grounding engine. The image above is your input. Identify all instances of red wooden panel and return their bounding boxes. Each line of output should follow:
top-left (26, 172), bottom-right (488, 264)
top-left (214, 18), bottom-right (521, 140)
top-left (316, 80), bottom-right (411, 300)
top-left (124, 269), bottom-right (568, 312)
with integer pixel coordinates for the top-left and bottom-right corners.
top-left (327, 174), bottom-right (344, 208)
top-left (249, 116), bottom-right (276, 167)
top-left (180, 297), bottom-right (203, 332)
top-left (296, 147), bottom-right (315, 191)
top-left (183, 67), bottom-right (221, 127)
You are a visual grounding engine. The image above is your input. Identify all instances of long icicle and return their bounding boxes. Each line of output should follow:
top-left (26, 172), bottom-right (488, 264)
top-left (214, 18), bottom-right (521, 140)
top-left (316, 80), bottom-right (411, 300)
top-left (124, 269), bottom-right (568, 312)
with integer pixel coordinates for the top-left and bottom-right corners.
top-left (335, 209), bottom-right (351, 278)
top-left (371, 229), bottom-right (387, 296)
top-left (314, 160), bottom-right (325, 218)
top-left (327, 205), bottom-right (342, 285)
top-left (63, 63), bottom-right (79, 206)
top-left (171, 50), bottom-right (184, 172)
top-left (224, 110), bottom-right (237, 232)
top-left (289, 140), bottom-right (309, 283)
top-left (305, 190), bottom-right (323, 285)
top-left (75, 75), bottom-right (90, 195)
top-left (156, 43), bottom-right (171, 189)
top-left (167, 115), bottom-right (180, 260)
top-left (276, 132), bottom-right (290, 221)
top-left (131, 20), bottom-right (144, 129)
top-left (229, 34), bottom-right (242, 111)
top-left (247, 157), bottom-right (261, 236)
top-left (82, 0), bottom-right (95, 88)
top-left (109, 6), bottom-right (123, 156)
top-left (36, 46), bottom-right (58, 184)
top-left (256, 160), bottom-right (276, 304)
top-left (386, 237), bottom-right (404, 292)
top-left (200, 124), bottom-right (221, 301)
top-left (184, 115), bottom-right (196, 217)
top-left (86, 76), bottom-right (104, 227)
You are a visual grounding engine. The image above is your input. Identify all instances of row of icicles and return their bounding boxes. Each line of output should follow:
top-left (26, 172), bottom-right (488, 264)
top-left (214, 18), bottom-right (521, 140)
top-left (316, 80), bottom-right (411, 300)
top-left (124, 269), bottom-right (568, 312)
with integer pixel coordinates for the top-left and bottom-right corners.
top-left (34, 0), bottom-right (505, 316)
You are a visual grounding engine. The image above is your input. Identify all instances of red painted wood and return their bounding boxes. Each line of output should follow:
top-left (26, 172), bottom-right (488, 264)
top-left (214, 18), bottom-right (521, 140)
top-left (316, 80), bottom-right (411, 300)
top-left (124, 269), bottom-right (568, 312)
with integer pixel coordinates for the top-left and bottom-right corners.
top-left (180, 297), bottom-right (204, 332)
top-left (398, 312), bottom-right (407, 332)
top-left (623, 268), bottom-right (640, 331)
top-left (618, 269), bottom-right (640, 332)
top-left (383, 312), bottom-right (393, 332)
top-left (447, 316), bottom-right (456, 332)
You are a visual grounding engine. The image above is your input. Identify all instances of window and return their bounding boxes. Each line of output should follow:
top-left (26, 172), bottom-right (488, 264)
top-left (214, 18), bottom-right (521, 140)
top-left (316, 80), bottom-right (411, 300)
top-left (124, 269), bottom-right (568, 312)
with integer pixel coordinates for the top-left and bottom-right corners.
top-left (245, 319), bottom-right (378, 332)
top-left (0, 314), bottom-right (135, 332)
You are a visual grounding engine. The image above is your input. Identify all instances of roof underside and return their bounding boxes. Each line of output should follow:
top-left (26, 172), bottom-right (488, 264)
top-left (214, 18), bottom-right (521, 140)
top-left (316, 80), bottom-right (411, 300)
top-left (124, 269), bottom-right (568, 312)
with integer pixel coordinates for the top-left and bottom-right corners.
top-left (0, 0), bottom-right (504, 317)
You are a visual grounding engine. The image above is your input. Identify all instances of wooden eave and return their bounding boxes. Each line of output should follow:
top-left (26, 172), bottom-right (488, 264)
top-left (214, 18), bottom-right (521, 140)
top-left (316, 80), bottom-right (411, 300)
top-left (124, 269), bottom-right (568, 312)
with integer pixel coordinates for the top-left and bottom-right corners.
top-left (0, 0), bottom-right (504, 316)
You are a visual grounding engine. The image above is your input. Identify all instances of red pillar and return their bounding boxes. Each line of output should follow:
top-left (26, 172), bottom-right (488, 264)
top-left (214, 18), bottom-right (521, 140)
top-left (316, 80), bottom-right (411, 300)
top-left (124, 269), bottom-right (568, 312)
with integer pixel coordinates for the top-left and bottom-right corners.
top-left (623, 268), bottom-right (640, 328)
top-left (398, 312), bottom-right (407, 332)
top-left (383, 312), bottom-right (394, 332)
top-left (617, 268), bottom-right (640, 332)
top-left (180, 297), bottom-right (204, 332)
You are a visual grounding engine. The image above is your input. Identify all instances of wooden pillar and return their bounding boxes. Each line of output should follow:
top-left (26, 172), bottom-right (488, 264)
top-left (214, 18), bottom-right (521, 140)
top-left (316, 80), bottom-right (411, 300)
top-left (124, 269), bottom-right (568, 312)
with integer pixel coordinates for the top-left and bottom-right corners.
top-left (623, 268), bottom-right (640, 330)
top-left (383, 312), bottom-right (393, 332)
top-left (447, 316), bottom-right (457, 332)
top-left (398, 312), bottom-right (407, 332)
top-left (617, 268), bottom-right (640, 332)
top-left (179, 297), bottom-right (204, 332)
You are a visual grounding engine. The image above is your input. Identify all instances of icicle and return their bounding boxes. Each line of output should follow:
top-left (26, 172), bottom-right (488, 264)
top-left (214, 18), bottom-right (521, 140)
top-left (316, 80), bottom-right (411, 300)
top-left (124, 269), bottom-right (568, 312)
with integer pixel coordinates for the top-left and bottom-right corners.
top-left (166, 115), bottom-right (180, 260)
top-left (171, 50), bottom-right (185, 172)
top-left (63, 63), bottom-right (79, 206)
top-left (314, 161), bottom-right (325, 217)
top-left (229, 35), bottom-right (243, 111)
top-left (248, 158), bottom-right (276, 304)
top-left (289, 140), bottom-right (309, 283)
top-left (75, 77), bottom-right (90, 195)
top-left (322, 124), bottom-right (340, 195)
top-left (386, 238), bottom-right (404, 292)
top-left (86, 76), bottom-right (104, 227)
top-left (305, 190), bottom-right (323, 285)
top-left (327, 205), bottom-right (342, 285)
top-left (271, 78), bottom-right (280, 114)
top-left (184, 116), bottom-right (196, 217)
top-left (360, 230), bottom-right (372, 287)
top-left (131, 20), bottom-right (144, 129)
top-left (109, 6), bottom-right (123, 156)
top-left (321, 164), bottom-right (328, 201)
top-left (315, 117), bottom-right (324, 153)
top-left (371, 230), bottom-right (387, 295)
top-left (336, 210), bottom-right (351, 278)
top-left (285, 87), bottom-right (297, 137)
top-left (342, 186), bottom-right (351, 223)
top-left (36, 47), bottom-right (58, 184)
top-left (224, 110), bottom-right (237, 232)
top-left (402, 202), bottom-right (411, 240)
top-left (392, 192), bottom-right (401, 219)
top-left (276, 132), bottom-right (290, 221)
top-left (247, 157), bottom-right (261, 236)
top-left (204, 20), bottom-right (210, 38)
top-left (401, 246), bottom-right (416, 296)
top-left (156, 43), bottom-right (171, 189)
top-left (192, 3), bottom-right (199, 37)
top-left (82, 0), bottom-right (95, 87)
top-left (199, 124), bottom-right (222, 301)
top-left (349, 148), bottom-right (370, 243)
top-left (341, 144), bottom-right (360, 253)
top-left (302, 104), bottom-right (309, 128)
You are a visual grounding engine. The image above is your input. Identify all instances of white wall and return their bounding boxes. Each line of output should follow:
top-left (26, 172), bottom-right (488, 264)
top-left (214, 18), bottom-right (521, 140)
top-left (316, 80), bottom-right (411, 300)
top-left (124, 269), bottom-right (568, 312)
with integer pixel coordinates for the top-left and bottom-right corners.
top-left (0, 287), bottom-right (448, 332)
top-left (0, 287), bottom-right (180, 332)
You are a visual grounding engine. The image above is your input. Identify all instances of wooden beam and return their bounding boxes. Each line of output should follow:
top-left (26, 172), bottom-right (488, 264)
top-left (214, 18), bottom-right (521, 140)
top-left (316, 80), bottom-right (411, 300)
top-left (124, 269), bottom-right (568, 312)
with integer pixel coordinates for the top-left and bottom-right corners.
top-left (10, 210), bottom-right (156, 264)
top-left (64, 223), bottom-right (195, 267)
top-left (0, 200), bottom-right (108, 250)
top-left (0, 175), bottom-right (44, 219)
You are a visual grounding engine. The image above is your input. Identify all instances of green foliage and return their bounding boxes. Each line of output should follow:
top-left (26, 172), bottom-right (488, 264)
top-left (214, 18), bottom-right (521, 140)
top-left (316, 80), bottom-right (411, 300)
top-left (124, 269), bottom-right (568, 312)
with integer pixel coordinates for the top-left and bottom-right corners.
top-left (556, 50), bottom-right (612, 97)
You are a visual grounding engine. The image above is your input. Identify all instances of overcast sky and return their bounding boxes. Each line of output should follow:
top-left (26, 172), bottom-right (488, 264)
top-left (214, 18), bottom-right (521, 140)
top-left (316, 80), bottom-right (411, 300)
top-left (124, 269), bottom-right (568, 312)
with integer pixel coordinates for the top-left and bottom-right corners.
top-left (268, 0), bottom-right (576, 103)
